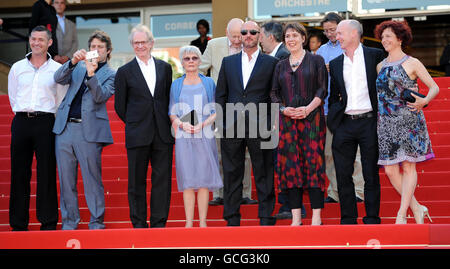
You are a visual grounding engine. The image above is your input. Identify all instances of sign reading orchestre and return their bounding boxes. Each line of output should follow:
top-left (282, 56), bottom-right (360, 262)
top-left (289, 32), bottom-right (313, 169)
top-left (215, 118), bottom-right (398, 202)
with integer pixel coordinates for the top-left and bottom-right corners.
top-left (254, 0), bottom-right (348, 18)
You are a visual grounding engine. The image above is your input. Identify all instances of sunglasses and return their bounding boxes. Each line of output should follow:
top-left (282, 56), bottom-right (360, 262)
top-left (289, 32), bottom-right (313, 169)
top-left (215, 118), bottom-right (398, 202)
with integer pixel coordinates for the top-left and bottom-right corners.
top-left (241, 30), bottom-right (260, 36)
top-left (183, 56), bottom-right (199, 62)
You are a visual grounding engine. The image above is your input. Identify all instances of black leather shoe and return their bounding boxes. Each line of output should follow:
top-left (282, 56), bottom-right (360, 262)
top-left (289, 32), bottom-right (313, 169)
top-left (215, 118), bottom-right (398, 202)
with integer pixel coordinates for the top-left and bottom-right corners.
top-left (274, 211), bottom-right (292, 219)
top-left (209, 197), bottom-right (224, 206)
top-left (260, 217), bottom-right (276, 226)
top-left (325, 196), bottom-right (338, 203)
top-left (241, 197), bottom-right (258, 205)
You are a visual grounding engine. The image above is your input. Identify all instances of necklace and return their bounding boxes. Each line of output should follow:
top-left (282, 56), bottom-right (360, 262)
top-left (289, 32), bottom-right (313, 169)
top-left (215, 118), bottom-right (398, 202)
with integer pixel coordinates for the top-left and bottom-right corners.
top-left (290, 49), bottom-right (306, 68)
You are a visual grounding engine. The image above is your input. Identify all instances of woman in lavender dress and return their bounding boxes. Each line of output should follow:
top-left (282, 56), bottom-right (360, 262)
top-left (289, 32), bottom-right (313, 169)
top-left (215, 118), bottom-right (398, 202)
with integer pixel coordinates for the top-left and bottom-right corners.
top-left (374, 20), bottom-right (439, 224)
top-left (169, 45), bottom-right (222, 227)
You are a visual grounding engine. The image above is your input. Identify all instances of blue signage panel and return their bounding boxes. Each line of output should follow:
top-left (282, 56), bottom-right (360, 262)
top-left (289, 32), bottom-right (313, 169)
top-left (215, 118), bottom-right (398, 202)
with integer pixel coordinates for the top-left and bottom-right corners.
top-left (254, 0), bottom-right (348, 18)
top-left (151, 13), bottom-right (212, 38)
top-left (362, 0), bottom-right (450, 10)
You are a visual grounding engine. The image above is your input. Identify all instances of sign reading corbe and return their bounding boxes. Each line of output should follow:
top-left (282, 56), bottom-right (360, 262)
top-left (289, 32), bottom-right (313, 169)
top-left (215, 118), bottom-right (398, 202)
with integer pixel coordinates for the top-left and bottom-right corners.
top-left (362, 0), bottom-right (450, 9)
top-left (254, 0), bottom-right (348, 18)
top-left (151, 13), bottom-right (212, 39)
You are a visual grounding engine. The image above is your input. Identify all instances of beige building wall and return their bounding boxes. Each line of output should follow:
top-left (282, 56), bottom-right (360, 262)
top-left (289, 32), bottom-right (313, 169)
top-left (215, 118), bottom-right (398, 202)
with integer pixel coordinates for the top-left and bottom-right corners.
top-left (211, 0), bottom-right (247, 38)
top-left (0, 63), bottom-right (9, 95)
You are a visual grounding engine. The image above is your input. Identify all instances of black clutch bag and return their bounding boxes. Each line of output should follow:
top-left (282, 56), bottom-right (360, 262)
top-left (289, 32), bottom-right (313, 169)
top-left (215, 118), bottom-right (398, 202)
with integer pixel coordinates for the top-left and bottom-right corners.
top-left (179, 110), bottom-right (199, 126)
top-left (289, 95), bottom-right (319, 121)
top-left (402, 89), bottom-right (427, 108)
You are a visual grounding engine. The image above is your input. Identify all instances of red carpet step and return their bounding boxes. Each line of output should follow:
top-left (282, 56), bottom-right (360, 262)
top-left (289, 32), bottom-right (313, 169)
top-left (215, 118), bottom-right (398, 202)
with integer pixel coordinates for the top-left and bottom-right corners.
top-left (0, 224), bottom-right (449, 249)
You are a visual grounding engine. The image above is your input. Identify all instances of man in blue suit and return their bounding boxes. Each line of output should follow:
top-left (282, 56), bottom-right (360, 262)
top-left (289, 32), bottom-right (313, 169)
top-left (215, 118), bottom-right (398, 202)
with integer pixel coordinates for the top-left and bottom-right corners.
top-left (53, 30), bottom-right (115, 230)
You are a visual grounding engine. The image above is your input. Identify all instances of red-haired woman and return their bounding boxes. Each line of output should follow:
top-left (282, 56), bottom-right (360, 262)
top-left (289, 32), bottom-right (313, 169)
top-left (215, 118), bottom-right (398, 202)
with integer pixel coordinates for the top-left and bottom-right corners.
top-left (374, 20), bottom-right (439, 224)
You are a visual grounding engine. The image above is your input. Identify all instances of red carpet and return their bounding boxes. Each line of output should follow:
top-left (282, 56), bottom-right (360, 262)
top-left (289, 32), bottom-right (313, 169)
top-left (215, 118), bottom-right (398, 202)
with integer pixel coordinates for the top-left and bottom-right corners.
top-left (0, 224), bottom-right (448, 249)
top-left (0, 77), bottom-right (449, 249)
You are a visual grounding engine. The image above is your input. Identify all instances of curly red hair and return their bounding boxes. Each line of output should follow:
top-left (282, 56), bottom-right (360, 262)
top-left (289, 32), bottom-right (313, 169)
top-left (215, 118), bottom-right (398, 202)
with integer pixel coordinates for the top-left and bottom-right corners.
top-left (374, 20), bottom-right (412, 50)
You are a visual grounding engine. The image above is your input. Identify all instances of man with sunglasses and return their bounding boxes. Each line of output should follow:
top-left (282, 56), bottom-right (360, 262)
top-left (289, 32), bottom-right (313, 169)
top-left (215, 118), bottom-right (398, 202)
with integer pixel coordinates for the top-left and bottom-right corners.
top-left (216, 21), bottom-right (279, 226)
top-left (200, 18), bottom-right (257, 207)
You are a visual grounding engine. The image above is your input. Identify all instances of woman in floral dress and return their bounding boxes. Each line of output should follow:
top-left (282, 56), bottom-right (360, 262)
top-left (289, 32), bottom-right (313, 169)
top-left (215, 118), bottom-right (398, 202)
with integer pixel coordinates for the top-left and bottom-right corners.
top-left (270, 23), bottom-right (328, 226)
top-left (374, 20), bottom-right (439, 224)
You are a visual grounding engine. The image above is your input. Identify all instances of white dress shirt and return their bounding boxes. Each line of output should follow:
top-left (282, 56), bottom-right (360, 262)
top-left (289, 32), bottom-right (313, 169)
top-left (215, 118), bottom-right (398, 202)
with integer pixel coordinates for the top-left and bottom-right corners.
top-left (269, 42), bottom-right (282, 57)
top-left (136, 56), bottom-right (156, 96)
top-left (343, 43), bottom-right (372, 115)
top-left (8, 53), bottom-right (67, 114)
top-left (242, 49), bottom-right (260, 89)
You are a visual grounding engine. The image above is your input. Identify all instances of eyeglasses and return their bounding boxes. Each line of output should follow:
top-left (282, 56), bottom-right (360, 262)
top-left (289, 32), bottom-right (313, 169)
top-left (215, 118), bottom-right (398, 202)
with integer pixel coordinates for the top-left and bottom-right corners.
top-left (323, 28), bottom-right (337, 34)
top-left (132, 40), bottom-right (150, 47)
top-left (241, 30), bottom-right (260, 36)
top-left (183, 56), bottom-right (199, 62)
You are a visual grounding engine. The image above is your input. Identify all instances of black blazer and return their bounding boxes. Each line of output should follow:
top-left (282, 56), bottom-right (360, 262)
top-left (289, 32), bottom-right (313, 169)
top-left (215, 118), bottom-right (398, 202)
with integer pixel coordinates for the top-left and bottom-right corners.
top-left (274, 43), bottom-right (290, 60)
top-left (215, 51), bottom-right (279, 138)
top-left (327, 45), bottom-right (385, 132)
top-left (114, 57), bottom-right (174, 148)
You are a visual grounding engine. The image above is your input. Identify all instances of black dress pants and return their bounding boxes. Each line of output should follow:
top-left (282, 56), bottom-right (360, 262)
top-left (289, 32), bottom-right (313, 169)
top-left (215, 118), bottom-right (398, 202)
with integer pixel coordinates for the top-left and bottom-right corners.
top-left (221, 137), bottom-right (276, 226)
top-left (332, 115), bottom-right (381, 224)
top-left (287, 187), bottom-right (324, 210)
top-left (9, 113), bottom-right (58, 231)
top-left (127, 131), bottom-right (173, 228)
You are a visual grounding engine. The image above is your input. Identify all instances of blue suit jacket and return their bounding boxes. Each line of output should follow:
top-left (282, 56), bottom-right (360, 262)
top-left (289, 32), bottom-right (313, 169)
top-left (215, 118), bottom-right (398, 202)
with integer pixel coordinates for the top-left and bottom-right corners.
top-left (53, 60), bottom-right (116, 145)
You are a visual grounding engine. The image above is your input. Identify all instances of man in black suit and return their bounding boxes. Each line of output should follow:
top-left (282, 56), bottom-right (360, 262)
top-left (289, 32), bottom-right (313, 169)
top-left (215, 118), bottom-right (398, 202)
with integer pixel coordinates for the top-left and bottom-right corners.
top-left (216, 21), bottom-right (278, 226)
top-left (328, 20), bottom-right (385, 225)
top-left (114, 24), bottom-right (174, 228)
top-left (259, 21), bottom-right (290, 60)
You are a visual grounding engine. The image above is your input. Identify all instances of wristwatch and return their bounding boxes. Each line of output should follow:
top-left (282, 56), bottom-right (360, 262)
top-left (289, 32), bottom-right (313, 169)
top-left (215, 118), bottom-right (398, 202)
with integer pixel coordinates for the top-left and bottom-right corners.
top-left (279, 105), bottom-right (286, 113)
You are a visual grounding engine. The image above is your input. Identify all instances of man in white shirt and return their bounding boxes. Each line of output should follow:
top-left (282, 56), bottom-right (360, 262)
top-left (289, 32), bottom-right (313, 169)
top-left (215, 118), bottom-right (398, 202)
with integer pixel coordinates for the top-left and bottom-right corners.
top-left (200, 18), bottom-right (257, 206)
top-left (8, 25), bottom-right (67, 231)
top-left (114, 24), bottom-right (174, 228)
top-left (215, 21), bottom-right (279, 226)
top-left (316, 13), bottom-right (365, 205)
top-left (328, 20), bottom-right (385, 225)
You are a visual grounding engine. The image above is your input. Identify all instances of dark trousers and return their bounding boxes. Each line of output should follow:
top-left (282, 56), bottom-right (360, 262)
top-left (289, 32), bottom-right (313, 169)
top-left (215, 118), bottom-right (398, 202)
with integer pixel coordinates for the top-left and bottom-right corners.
top-left (9, 114), bottom-right (58, 231)
top-left (127, 131), bottom-right (173, 228)
top-left (287, 188), bottom-right (324, 210)
top-left (332, 115), bottom-right (381, 224)
top-left (221, 137), bottom-right (276, 226)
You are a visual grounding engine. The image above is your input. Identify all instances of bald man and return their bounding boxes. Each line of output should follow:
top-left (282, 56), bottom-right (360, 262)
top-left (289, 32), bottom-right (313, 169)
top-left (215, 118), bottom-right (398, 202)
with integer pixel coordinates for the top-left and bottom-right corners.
top-left (215, 21), bottom-right (279, 226)
top-left (200, 18), bottom-right (257, 206)
top-left (328, 20), bottom-right (385, 225)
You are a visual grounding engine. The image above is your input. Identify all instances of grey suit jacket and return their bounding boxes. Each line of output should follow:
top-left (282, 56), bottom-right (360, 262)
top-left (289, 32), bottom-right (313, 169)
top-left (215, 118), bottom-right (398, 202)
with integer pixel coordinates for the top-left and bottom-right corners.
top-left (53, 60), bottom-right (116, 145)
top-left (56, 17), bottom-right (78, 58)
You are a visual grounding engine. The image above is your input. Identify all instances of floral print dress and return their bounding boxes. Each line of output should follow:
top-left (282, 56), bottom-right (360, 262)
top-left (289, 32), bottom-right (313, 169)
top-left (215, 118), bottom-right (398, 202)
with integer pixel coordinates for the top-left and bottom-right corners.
top-left (270, 52), bottom-right (328, 191)
top-left (376, 55), bottom-right (434, 165)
